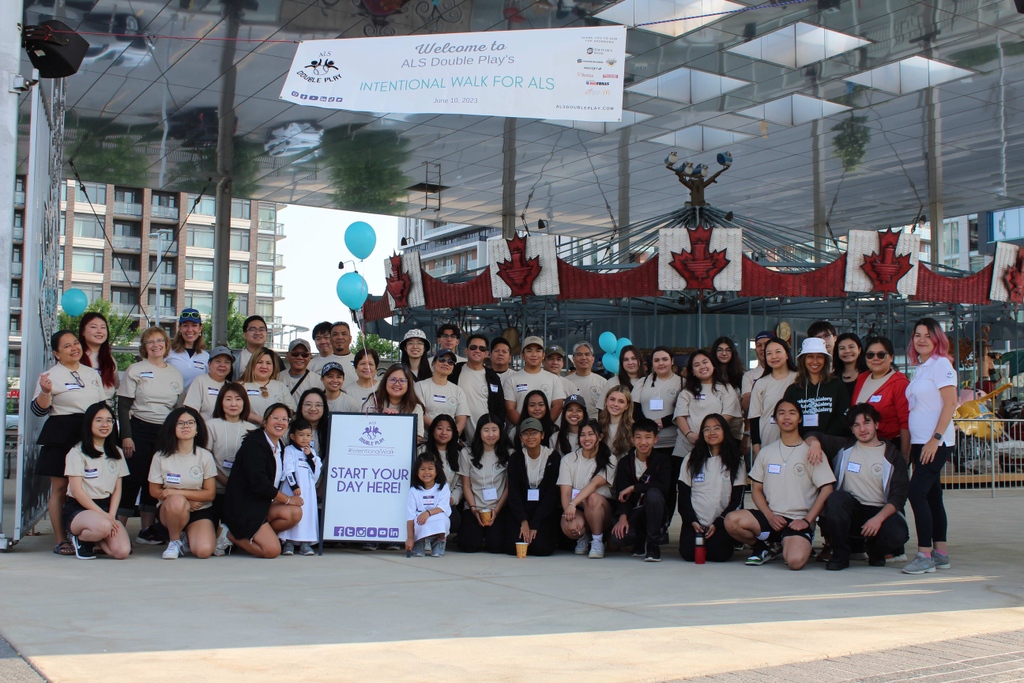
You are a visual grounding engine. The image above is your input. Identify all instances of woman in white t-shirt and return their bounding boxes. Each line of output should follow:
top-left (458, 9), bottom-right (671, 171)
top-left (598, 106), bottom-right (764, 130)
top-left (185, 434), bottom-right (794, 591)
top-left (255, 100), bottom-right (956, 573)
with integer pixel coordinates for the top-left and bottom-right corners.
top-left (348, 348), bottom-right (381, 409)
top-left (748, 337), bottom-right (798, 455)
top-left (599, 386), bottom-right (634, 458)
top-left (419, 414), bottom-right (463, 536)
top-left (78, 312), bottom-right (119, 405)
top-left (182, 346), bottom-right (234, 422)
top-left (554, 394), bottom-right (588, 456)
top-left (458, 414), bottom-right (512, 553)
top-left (147, 406), bottom-right (218, 560)
top-left (205, 382), bottom-right (257, 555)
top-left (165, 308), bottom-right (209, 392)
top-left (559, 420), bottom-right (617, 559)
top-left (901, 318), bottom-right (958, 576)
top-left (63, 402), bottom-right (131, 560)
top-left (242, 348), bottom-right (296, 423)
top-left (632, 346), bottom-right (682, 458)
top-left (615, 345), bottom-right (646, 392)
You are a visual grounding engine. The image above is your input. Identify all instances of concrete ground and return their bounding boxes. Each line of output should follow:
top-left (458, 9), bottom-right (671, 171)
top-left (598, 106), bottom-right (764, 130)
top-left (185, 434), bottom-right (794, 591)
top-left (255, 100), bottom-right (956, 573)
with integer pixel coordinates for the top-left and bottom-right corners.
top-left (0, 489), bottom-right (1022, 682)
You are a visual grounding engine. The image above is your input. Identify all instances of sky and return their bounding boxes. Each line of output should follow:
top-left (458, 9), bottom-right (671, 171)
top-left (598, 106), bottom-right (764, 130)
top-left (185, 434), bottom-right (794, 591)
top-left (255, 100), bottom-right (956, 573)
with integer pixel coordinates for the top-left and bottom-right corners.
top-left (275, 205), bottom-right (399, 336)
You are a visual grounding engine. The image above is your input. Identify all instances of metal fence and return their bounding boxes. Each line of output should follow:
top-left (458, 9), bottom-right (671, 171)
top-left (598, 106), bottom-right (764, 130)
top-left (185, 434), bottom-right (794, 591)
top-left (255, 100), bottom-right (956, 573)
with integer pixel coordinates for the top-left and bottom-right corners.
top-left (945, 418), bottom-right (1024, 495)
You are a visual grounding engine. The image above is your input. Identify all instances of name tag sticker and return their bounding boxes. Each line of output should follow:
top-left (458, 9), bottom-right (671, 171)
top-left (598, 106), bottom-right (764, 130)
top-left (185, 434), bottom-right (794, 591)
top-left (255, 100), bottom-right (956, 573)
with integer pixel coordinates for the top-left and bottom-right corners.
top-left (693, 473), bottom-right (705, 483)
top-left (84, 468), bottom-right (98, 479)
top-left (571, 487), bottom-right (581, 498)
top-left (64, 383), bottom-right (81, 391)
top-left (804, 413), bottom-right (819, 427)
top-left (516, 383), bottom-right (528, 393)
top-left (695, 393), bottom-right (706, 401)
top-left (489, 383), bottom-right (500, 393)
top-left (166, 473), bottom-right (182, 485)
top-left (433, 394), bottom-right (447, 404)
top-left (767, 463), bottom-right (782, 475)
top-left (208, 387), bottom-right (220, 395)
top-left (482, 487), bottom-right (498, 501)
top-left (527, 488), bottom-right (540, 502)
top-left (422, 494), bottom-right (435, 505)
top-left (769, 416), bottom-right (776, 425)
top-left (649, 398), bottom-right (664, 411)
top-left (868, 395), bottom-right (882, 404)
top-left (193, 360), bottom-right (206, 370)
top-left (847, 462), bottom-right (862, 473)
top-left (139, 372), bottom-right (155, 379)
top-left (247, 389), bottom-right (260, 396)
top-left (223, 460), bottom-right (233, 470)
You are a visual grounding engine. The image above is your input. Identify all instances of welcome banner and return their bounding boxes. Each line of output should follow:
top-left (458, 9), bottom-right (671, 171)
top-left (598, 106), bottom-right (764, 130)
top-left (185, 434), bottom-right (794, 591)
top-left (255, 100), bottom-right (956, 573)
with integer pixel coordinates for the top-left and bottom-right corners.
top-left (280, 26), bottom-right (626, 121)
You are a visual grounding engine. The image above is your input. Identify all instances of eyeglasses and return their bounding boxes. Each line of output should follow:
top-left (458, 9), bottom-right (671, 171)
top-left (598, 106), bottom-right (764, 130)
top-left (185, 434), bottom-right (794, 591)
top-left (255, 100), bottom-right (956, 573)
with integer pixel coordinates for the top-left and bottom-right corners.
top-left (179, 311), bottom-right (202, 322)
top-left (302, 402), bottom-right (324, 409)
top-left (467, 344), bottom-right (487, 352)
top-left (864, 351), bottom-right (888, 359)
top-left (247, 326), bottom-right (268, 334)
top-left (388, 377), bottom-right (408, 385)
top-left (69, 370), bottom-right (85, 388)
top-left (702, 425), bottom-right (724, 433)
top-left (177, 420), bottom-right (197, 428)
top-left (715, 347), bottom-right (732, 354)
top-left (439, 333), bottom-right (459, 340)
top-left (290, 352), bottom-right (310, 358)
top-left (93, 418), bottom-right (115, 426)
top-left (145, 339), bottom-right (165, 347)
top-left (815, 332), bottom-right (835, 340)
top-left (435, 357), bottom-right (455, 366)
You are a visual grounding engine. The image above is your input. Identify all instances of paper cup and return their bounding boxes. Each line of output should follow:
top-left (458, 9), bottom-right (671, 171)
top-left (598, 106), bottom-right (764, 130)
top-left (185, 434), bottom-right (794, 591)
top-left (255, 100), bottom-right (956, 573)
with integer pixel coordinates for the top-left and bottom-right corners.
top-left (515, 542), bottom-right (528, 559)
top-left (479, 508), bottom-right (493, 525)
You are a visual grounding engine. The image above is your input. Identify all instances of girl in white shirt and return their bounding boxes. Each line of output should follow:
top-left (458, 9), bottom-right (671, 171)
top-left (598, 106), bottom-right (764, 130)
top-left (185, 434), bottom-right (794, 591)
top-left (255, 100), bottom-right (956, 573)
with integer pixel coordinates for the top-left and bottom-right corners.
top-left (559, 420), bottom-right (617, 559)
top-left (420, 414), bottom-right (463, 534)
top-left (458, 414), bottom-right (512, 553)
top-left (206, 382), bottom-right (257, 555)
top-left (599, 386), bottom-right (634, 457)
top-left (554, 394), bottom-right (588, 456)
top-left (405, 455), bottom-right (451, 557)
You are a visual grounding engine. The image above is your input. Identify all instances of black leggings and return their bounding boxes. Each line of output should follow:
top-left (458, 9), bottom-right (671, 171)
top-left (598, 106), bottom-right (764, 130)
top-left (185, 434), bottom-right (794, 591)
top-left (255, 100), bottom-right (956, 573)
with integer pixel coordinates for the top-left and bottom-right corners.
top-left (118, 418), bottom-right (162, 518)
top-left (908, 443), bottom-right (950, 548)
top-left (458, 506), bottom-right (507, 553)
top-left (662, 450), bottom-right (682, 530)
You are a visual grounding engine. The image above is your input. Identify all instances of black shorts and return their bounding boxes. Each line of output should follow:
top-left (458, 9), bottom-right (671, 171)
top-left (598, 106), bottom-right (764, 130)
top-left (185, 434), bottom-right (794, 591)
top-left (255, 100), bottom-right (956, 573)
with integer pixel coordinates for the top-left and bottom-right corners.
top-left (187, 506), bottom-right (218, 529)
top-left (62, 496), bottom-right (112, 534)
top-left (749, 509), bottom-right (814, 545)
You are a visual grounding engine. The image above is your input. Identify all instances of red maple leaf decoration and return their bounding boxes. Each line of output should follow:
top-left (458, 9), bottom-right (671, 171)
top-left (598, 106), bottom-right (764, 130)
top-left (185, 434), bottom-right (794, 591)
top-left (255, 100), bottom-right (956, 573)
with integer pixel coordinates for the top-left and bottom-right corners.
top-left (384, 252), bottom-right (411, 308)
top-left (861, 228), bottom-right (913, 294)
top-left (670, 225), bottom-right (730, 290)
top-left (496, 233), bottom-right (541, 300)
top-left (1003, 250), bottom-right (1024, 303)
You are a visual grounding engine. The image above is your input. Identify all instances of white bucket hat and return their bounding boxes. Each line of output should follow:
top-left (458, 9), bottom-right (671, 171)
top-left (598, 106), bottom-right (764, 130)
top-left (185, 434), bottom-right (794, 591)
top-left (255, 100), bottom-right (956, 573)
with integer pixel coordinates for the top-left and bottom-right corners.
top-left (797, 336), bottom-right (831, 359)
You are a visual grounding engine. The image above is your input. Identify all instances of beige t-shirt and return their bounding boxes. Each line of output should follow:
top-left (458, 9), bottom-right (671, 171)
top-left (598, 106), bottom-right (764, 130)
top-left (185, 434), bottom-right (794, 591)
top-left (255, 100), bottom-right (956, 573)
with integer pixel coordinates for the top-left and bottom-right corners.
top-left (457, 366), bottom-right (492, 441)
top-left (64, 444), bottom-right (129, 500)
top-left (632, 374), bottom-right (683, 449)
top-left (121, 360), bottom-right (184, 425)
top-left (748, 371), bottom-right (797, 447)
top-left (33, 363), bottom-right (105, 415)
top-left (415, 379), bottom-right (470, 424)
top-left (855, 371), bottom-right (894, 405)
top-left (327, 391), bottom-right (363, 414)
top-left (503, 369), bottom-right (567, 414)
top-left (182, 374), bottom-right (225, 423)
top-left (344, 381), bottom-right (379, 409)
top-left (556, 449), bottom-right (617, 499)
top-left (741, 367), bottom-right (765, 397)
top-left (565, 372), bottom-right (610, 418)
top-left (206, 418), bottom-right (257, 494)
top-left (147, 447), bottom-right (219, 510)
top-left (458, 447), bottom-right (507, 506)
top-left (748, 440), bottom-right (836, 520)
top-left (244, 380), bottom-right (297, 419)
top-left (673, 383), bottom-right (742, 456)
top-left (841, 443), bottom-right (887, 507)
top-left (281, 369), bottom-right (321, 403)
top-left (524, 446), bottom-right (553, 488)
top-left (679, 453), bottom-right (747, 526)
top-left (555, 429), bottom-right (579, 456)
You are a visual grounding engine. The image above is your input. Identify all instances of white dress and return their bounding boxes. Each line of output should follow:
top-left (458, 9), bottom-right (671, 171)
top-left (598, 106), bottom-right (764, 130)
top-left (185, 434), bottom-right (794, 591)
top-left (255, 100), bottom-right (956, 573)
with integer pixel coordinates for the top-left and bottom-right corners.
top-left (277, 444), bottom-right (322, 543)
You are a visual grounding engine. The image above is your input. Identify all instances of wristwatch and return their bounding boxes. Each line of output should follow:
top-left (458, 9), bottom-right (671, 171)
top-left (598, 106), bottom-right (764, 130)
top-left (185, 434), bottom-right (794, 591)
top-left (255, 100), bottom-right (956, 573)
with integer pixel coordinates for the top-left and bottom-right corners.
top-left (932, 432), bottom-right (942, 441)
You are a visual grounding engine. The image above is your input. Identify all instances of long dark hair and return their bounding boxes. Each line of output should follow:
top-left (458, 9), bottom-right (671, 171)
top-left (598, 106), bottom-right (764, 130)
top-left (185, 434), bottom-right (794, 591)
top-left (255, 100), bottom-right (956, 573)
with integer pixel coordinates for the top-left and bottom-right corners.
top-left (298, 387), bottom-right (329, 451)
top-left (683, 350), bottom-right (721, 396)
top-left (424, 413), bottom-right (461, 474)
top-left (711, 336), bottom-right (744, 390)
top-left (469, 413), bottom-right (512, 469)
top-left (764, 337), bottom-right (798, 373)
top-left (79, 402), bottom-right (122, 459)
top-left (516, 390), bottom-right (556, 448)
top-left (78, 313), bottom-right (117, 389)
top-left (617, 344), bottom-right (645, 386)
top-left (373, 365), bottom-right (423, 415)
top-left (411, 453), bottom-right (447, 491)
top-left (833, 332), bottom-right (868, 375)
top-left (579, 419), bottom-right (613, 483)
top-left (555, 396), bottom-right (589, 455)
top-left (212, 382), bottom-right (250, 420)
top-left (687, 413), bottom-right (742, 482)
top-left (155, 406), bottom-right (209, 455)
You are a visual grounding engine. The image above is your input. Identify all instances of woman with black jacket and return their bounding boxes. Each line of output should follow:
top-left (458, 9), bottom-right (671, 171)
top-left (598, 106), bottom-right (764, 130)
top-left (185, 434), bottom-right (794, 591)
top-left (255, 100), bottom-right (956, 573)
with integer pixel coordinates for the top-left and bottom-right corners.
top-left (504, 418), bottom-right (561, 556)
top-left (221, 403), bottom-right (302, 558)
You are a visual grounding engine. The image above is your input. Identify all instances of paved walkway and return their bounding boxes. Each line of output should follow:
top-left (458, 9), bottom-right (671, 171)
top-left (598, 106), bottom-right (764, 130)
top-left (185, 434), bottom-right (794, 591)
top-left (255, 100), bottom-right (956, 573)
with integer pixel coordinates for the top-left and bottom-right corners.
top-left (1, 490), bottom-right (1021, 682)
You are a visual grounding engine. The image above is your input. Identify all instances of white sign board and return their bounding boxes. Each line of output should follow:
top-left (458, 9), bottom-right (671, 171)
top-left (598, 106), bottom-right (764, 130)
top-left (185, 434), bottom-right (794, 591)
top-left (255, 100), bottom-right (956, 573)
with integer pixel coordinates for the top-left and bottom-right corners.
top-left (322, 413), bottom-right (417, 544)
top-left (280, 26), bottom-right (626, 122)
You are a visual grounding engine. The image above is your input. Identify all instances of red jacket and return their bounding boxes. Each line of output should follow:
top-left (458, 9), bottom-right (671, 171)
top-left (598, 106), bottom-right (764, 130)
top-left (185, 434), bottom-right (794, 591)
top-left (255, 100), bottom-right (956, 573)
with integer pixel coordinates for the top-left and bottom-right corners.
top-left (851, 371), bottom-right (910, 441)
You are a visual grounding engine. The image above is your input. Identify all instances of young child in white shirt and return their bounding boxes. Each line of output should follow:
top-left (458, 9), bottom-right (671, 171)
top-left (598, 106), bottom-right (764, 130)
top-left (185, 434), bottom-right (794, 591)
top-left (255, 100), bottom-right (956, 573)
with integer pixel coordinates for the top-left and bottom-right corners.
top-left (278, 419), bottom-right (322, 556)
top-left (405, 454), bottom-right (451, 557)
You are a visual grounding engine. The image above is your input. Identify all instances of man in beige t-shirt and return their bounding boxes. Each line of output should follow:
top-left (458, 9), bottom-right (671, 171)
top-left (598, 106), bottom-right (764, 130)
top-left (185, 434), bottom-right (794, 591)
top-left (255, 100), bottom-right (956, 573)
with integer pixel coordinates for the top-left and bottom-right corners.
top-left (504, 336), bottom-right (566, 424)
top-left (565, 342), bottom-right (610, 419)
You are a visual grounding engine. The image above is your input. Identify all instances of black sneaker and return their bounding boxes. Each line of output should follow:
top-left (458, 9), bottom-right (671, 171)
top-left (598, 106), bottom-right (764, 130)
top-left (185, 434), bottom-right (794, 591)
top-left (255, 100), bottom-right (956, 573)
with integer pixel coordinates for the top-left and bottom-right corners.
top-left (644, 542), bottom-right (662, 562)
top-left (868, 554), bottom-right (886, 567)
top-left (136, 525), bottom-right (166, 546)
top-left (71, 535), bottom-right (96, 560)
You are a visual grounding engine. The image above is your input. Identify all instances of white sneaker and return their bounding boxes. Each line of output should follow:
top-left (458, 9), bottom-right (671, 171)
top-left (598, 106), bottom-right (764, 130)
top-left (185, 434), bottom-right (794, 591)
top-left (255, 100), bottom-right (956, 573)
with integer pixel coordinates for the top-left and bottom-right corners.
top-left (179, 531), bottom-right (190, 556)
top-left (213, 525), bottom-right (232, 557)
top-left (574, 533), bottom-right (590, 555)
top-left (589, 538), bottom-right (605, 559)
top-left (163, 540), bottom-right (182, 560)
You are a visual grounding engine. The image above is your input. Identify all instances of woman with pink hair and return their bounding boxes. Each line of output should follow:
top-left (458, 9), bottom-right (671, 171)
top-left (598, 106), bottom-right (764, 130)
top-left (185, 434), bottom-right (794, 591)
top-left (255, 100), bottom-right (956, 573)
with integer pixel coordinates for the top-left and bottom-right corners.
top-left (901, 318), bottom-right (957, 575)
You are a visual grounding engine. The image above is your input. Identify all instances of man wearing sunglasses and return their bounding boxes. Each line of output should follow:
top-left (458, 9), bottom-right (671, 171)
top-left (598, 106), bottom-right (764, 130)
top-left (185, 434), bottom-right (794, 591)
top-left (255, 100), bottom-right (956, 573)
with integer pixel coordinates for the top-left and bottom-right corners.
top-left (232, 315), bottom-right (285, 379)
top-left (450, 333), bottom-right (507, 441)
top-left (282, 339), bottom-right (320, 401)
top-left (415, 349), bottom-right (470, 434)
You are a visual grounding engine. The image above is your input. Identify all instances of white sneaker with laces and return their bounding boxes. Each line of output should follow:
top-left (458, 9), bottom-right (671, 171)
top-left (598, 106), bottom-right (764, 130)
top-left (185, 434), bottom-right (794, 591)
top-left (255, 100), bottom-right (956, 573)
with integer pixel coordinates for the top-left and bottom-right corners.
top-left (213, 525), bottom-right (232, 557)
top-left (163, 540), bottom-right (182, 560)
top-left (574, 533), bottom-right (590, 556)
top-left (589, 538), bottom-right (605, 559)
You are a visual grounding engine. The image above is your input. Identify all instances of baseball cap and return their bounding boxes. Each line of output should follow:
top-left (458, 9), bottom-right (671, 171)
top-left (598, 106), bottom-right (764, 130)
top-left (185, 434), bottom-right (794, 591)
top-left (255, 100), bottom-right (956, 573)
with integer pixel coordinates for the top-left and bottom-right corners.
top-left (522, 336), bottom-right (544, 350)
top-left (519, 417), bottom-right (544, 433)
top-left (320, 361), bottom-right (346, 377)
top-left (434, 348), bottom-right (457, 362)
top-left (288, 339), bottom-right (311, 352)
top-left (178, 308), bottom-right (202, 324)
top-left (209, 346), bottom-right (233, 362)
top-left (545, 344), bottom-right (565, 358)
top-left (755, 330), bottom-right (774, 342)
top-left (563, 394), bottom-right (588, 417)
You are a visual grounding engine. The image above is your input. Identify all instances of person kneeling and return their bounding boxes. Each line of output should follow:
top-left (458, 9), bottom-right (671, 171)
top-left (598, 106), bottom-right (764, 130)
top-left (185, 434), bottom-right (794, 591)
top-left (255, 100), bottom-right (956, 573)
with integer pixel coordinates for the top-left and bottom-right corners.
top-left (806, 404), bottom-right (910, 570)
top-left (611, 419), bottom-right (670, 562)
top-left (724, 400), bottom-right (834, 570)
top-left (678, 414), bottom-right (746, 563)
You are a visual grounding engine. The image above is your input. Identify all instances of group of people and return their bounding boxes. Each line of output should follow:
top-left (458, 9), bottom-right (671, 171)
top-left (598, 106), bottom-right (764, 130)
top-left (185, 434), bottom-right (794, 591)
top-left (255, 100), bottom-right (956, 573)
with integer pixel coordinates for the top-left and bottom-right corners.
top-left (34, 310), bottom-right (957, 574)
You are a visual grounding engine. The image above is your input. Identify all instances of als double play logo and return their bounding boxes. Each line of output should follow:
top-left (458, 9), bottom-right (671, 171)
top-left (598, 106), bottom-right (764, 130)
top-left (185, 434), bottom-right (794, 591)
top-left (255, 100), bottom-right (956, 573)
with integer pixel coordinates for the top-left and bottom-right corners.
top-left (359, 421), bottom-right (386, 446)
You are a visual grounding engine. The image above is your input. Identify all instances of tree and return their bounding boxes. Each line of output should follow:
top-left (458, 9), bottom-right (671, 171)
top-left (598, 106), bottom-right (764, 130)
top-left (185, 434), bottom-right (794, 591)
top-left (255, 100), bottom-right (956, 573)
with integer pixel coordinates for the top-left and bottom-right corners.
top-left (353, 332), bottom-right (398, 361)
top-left (202, 294), bottom-right (247, 349)
top-left (58, 298), bottom-right (139, 370)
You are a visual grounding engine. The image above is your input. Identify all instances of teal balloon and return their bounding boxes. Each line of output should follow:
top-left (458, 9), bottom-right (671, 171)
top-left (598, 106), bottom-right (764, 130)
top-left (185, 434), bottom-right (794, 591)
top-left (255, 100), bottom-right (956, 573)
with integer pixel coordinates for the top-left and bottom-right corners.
top-left (598, 331), bottom-right (617, 354)
top-left (344, 221), bottom-right (376, 260)
top-left (336, 272), bottom-right (368, 309)
top-left (61, 288), bottom-right (88, 317)
top-left (602, 352), bottom-right (619, 375)
top-left (615, 337), bottom-right (633, 353)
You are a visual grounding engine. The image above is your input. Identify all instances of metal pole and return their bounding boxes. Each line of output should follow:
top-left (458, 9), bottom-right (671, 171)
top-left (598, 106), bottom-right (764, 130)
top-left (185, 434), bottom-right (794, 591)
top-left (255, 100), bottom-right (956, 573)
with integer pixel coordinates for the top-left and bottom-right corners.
top-left (501, 118), bottom-right (517, 240)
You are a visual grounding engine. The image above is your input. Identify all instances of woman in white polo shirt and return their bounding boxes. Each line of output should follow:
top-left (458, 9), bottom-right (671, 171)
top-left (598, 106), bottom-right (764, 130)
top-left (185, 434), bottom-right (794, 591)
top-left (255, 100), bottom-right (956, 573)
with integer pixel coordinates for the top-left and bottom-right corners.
top-left (901, 318), bottom-right (958, 575)
top-left (165, 308), bottom-right (209, 392)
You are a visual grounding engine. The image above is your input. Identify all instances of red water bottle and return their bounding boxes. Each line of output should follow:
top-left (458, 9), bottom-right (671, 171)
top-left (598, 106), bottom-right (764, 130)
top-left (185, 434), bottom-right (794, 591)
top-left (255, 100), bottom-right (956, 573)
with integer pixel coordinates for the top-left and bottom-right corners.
top-left (694, 533), bottom-right (706, 564)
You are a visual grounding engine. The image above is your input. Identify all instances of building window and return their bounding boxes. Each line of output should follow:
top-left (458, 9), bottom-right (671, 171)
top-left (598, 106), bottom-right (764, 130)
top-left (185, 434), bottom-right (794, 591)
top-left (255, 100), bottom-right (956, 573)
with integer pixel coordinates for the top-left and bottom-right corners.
top-left (11, 281), bottom-right (20, 298)
top-left (187, 193), bottom-right (217, 216)
top-left (71, 249), bottom-right (104, 273)
top-left (258, 205), bottom-right (276, 223)
top-left (114, 188), bottom-right (140, 204)
top-left (230, 229), bottom-right (250, 252)
top-left (147, 291), bottom-right (173, 308)
top-left (113, 221), bottom-right (140, 238)
top-left (256, 268), bottom-right (275, 294)
top-left (185, 291), bottom-right (214, 316)
top-left (73, 214), bottom-right (105, 239)
top-left (234, 293), bottom-right (248, 316)
top-left (75, 181), bottom-right (106, 205)
top-left (74, 283), bottom-right (104, 301)
top-left (10, 316), bottom-right (20, 333)
top-left (256, 298), bottom-right (274, 318)
top-left (229, 261), bottom-right (249, 284)
top-left (14, 211), bottom-right (22, 228)
top-left (12, 248), bottom-right (21, 264)
top-left (257, 236), bottom-right (275, 260)
top-left (113, 255), bottom-right (139, 272)
top-left (110, 288), bottom-right (138, 306)
top-left (149, 256), bottom-right (175, 274)
top-left (968, 215), bottom-right (979, 252)
top-left (152, 192), bottom-right (177, 209)
top-left (186, 225), bottom-right (216, 249)
top-left (231, 199), bottom-right (251, 220)
top-left (185, 257), bottom-right (214, 281)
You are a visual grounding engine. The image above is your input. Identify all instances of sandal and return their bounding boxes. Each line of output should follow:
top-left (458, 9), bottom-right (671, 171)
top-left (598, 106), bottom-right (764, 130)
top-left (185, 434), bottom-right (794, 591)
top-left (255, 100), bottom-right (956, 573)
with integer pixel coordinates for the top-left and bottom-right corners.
top-left (53, 541), bottom-right (74, 556)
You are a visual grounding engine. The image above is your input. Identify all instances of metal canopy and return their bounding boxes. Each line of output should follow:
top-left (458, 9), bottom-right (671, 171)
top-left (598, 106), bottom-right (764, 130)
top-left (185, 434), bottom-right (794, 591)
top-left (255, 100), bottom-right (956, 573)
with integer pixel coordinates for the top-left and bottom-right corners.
top-left (17, 0), bottom-right (1024, 240)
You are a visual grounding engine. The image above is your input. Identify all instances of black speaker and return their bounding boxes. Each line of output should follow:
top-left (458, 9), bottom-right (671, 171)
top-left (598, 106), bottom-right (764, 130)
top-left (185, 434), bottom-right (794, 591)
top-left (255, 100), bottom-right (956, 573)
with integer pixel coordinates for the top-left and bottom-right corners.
top-left (23, 21), bottom-right (89, 79)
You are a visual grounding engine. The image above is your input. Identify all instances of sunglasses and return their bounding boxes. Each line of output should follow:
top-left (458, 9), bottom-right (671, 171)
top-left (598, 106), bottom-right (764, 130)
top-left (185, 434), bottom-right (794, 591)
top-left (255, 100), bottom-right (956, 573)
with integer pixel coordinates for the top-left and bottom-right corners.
top-left (69, 370), bottom-right (84, 388)
top-left (467, 344), bottom-right (487, 352)
top-left (290, 351), bottom-right (310, 358)
top-left (435, 356), bottom-right (455, 366)
top-left (259, 385), bottom-right (269, 398)
top-left (179, 311), bottom-right (202, 322)
top-left (864, 351), bottom-right (889, 359)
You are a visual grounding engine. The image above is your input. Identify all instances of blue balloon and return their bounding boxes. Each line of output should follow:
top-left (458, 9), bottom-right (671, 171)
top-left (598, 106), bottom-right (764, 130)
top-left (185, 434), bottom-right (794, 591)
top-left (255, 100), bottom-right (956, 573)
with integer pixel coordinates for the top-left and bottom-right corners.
top-left (598, 331), bottom-right (618, 354)
top-left (345, 221), bottom-right (377, 260)
top-left (602, 352), bottom-right (619, 375)
top-left (61, 288), bottom-right (88, 317)
top-left (615, 337), bottom-right (633, 353)
top-left (336, 272), bottom-right (368, 309)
